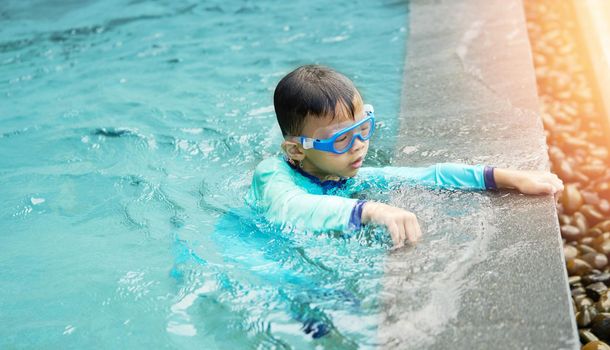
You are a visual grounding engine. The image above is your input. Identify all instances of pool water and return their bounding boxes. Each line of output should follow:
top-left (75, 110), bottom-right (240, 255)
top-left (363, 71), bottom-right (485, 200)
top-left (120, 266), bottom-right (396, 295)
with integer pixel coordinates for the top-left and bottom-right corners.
top-left (0, 0), bottom-right (409, 348)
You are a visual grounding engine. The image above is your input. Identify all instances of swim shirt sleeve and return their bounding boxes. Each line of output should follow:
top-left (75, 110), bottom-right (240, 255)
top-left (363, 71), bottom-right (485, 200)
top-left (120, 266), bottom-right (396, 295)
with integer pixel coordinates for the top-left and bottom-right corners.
top-left (248, 158), bottom-right (360, 233)
top-left (357, 163), bottom-right (497, 191)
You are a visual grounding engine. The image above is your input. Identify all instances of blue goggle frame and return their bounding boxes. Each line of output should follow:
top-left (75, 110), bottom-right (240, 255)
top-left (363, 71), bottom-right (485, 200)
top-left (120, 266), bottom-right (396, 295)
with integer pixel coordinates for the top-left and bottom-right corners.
top-left (297, 104), bottom-right (376, 154)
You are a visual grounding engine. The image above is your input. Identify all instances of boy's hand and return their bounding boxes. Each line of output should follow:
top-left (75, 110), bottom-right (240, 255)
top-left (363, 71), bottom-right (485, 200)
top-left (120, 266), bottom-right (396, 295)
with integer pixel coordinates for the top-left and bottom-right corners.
top-left (361, 202), bottom-right (422, 247)
top-left (494, 168), bottom-right (564, 196)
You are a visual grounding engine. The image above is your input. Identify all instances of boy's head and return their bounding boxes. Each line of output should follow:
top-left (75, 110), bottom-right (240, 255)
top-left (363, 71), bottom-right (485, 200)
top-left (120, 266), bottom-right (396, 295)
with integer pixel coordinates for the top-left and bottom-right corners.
top-left (274, 65), bottom-right (372, 180)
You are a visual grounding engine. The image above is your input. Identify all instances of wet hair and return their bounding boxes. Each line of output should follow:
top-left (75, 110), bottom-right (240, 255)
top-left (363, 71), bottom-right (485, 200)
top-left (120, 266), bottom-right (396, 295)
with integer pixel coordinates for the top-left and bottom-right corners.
top-left (273, 65), bottom-right (360, 136)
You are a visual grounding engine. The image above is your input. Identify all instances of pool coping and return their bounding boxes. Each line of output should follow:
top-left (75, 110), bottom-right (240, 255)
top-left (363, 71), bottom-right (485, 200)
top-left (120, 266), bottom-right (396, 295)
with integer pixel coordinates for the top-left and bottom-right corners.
top-left (378, 0), bottom-right (579, 348)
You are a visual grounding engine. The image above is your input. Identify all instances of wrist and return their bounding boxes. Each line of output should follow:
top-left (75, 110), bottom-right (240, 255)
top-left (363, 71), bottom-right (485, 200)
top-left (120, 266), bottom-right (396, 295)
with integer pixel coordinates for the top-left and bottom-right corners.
top-left (361, 201), bottom-right (380, 224)
top-left (493, 168), bottom-right (518, 189)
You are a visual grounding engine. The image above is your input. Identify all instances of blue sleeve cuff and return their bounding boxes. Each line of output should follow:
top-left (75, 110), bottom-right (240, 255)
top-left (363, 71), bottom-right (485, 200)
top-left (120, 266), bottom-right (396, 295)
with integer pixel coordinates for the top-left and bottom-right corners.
top-left (484, 166), bottom-right (497, 190)
top-left (348, 200), bottom-right (367, 230)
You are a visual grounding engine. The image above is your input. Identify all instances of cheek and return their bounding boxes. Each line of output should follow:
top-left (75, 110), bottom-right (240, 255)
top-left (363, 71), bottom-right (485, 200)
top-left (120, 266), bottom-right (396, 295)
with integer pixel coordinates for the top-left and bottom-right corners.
top-left (308, 150), bottom-right (335, 163)
top-left (336, 153), bottom-right (355, 165)
top-left (309, 151), bottom-right (345, 166)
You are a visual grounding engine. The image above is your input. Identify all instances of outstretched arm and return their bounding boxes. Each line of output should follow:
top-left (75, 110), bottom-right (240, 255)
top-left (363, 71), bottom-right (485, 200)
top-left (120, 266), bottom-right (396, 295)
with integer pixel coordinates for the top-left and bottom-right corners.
top-left (359, 162), bottom-right (563, 195)
top-left (357, 163), bottom-right (496, 191)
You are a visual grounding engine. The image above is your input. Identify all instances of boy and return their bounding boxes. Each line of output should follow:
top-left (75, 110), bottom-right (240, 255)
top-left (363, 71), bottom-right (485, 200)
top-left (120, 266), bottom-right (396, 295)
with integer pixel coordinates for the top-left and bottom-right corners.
top-left (248, 65), bottom-right (564, 247)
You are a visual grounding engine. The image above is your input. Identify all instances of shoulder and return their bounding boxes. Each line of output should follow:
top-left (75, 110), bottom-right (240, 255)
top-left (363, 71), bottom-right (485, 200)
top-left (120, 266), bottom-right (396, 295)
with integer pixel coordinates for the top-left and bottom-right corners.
top-left (254, 156), bottom-right (290, 175)
top-left (249, 157), bottom-right (301, 202)
top-left (252, 156), bottom-right (294, 185)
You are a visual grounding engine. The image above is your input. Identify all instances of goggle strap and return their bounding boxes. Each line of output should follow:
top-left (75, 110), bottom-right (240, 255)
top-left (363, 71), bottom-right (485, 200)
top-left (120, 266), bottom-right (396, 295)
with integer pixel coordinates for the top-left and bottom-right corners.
top-left (301, 137), bottom-right (314, 149)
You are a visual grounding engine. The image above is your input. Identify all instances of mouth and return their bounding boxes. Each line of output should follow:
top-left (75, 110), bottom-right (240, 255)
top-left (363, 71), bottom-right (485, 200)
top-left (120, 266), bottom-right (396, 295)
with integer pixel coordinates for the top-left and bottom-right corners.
top-left (350, 156), bottom-right (364, 169)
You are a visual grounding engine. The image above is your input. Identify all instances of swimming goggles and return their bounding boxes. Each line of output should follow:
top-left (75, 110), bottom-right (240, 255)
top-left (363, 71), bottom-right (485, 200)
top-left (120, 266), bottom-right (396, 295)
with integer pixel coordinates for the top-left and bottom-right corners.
top-left (293, 104), bottom-right (375, 154)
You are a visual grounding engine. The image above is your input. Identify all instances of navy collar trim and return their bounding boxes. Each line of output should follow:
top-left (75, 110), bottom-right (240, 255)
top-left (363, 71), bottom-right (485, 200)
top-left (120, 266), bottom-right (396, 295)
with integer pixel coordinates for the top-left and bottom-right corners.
top-left (284, 158), bottom-right (347, 192)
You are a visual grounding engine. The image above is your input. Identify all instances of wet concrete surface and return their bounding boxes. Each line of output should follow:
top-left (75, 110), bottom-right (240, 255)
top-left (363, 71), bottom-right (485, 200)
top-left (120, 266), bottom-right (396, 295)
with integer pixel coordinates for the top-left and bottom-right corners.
top-left (378, 0), bottom-right (579, 348)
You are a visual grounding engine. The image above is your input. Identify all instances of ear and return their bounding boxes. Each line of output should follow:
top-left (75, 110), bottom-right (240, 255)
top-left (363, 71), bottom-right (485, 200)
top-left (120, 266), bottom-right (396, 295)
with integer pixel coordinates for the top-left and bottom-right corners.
top-left (281, 140), bottom-right (306, 162)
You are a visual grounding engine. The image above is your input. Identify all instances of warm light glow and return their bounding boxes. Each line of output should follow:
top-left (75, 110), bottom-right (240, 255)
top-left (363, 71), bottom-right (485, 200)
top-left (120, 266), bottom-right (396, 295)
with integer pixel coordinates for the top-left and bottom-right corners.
top-left (525, 0), bottom-right (610, 346)
top-left (578, 0), bottom-right (610, 131)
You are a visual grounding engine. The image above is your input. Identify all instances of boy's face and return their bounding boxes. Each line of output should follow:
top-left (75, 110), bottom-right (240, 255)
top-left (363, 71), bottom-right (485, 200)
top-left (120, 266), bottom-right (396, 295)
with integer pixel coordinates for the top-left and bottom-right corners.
top-left (291, 98), bottom-right (370, 180)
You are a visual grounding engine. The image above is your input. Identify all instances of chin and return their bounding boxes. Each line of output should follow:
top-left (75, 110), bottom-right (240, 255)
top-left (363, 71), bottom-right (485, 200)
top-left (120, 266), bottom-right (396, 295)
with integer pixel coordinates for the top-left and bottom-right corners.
top-left (344, 168), bottom-right (360, 178)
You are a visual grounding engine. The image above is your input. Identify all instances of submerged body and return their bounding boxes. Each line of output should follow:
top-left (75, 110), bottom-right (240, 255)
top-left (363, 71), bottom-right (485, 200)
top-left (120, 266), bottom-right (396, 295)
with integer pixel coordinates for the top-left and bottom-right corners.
top-left (201, 155), bottom-right (492, 341)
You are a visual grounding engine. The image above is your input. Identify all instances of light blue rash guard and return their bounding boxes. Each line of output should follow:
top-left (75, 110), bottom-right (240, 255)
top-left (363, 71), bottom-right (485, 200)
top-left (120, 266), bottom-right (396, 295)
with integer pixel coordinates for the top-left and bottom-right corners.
top-left (247, 156), bottom-right (497, 233)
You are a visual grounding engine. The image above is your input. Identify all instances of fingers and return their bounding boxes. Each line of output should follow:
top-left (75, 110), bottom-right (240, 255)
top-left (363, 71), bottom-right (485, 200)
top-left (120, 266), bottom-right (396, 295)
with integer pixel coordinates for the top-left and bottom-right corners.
top-left (550, 173), bottom-right (563, 187)
top-left (553, 177), bottom-right (564, 192)
top-left (404, 213), bottom-right (422, 243)
top-left (545, 176), bottom-right (564, 195)
top-left (387, 221), bottom-right (405, 248)
top-left (380, 207), bottom-right (421, 248)
top-left (414, 217), bottom-right (422, 241)
top-left (398, 220), bottom-right (406, 246)
top-left (533, 173), bottom-right (564, 195)
top-left (539, 183), bottom-right (555, 195)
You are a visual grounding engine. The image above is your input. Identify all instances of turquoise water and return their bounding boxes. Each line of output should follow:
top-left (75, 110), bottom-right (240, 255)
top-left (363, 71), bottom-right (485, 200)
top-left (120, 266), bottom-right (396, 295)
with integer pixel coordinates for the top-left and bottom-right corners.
top-left (0, 0), bottom-right (408, 348)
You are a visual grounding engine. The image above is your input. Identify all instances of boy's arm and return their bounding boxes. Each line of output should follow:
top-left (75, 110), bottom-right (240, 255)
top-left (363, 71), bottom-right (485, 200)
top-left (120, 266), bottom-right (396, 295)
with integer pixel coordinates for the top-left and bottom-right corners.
top-left (358, 163), bottom-right (497, 191)
top-left (249, 159), bottom-right (360, 233)
top-left (358, 163), bottom-right (563, 195)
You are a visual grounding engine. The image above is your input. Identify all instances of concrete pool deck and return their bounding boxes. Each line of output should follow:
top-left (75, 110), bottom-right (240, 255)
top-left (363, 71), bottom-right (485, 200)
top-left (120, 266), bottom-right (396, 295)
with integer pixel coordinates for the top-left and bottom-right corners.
top-left (379, 0), bottom-right (579, 348)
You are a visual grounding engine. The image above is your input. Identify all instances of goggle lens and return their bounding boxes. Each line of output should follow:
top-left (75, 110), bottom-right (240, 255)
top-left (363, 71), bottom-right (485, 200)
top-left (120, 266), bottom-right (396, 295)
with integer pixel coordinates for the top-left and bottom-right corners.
top-left (332, 118), bottom-right (374, 153)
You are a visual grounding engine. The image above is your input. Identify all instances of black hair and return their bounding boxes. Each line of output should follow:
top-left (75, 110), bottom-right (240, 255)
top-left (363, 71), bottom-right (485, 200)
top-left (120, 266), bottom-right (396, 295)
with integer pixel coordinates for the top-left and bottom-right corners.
top-left (273, 65), bottom-right (360, 136)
